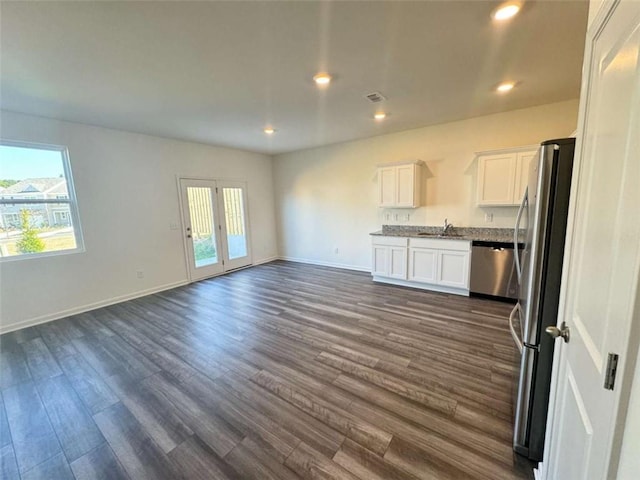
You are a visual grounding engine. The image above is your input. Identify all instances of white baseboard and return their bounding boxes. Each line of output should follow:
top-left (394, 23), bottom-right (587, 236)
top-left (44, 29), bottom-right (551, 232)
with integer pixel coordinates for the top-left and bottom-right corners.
top-left (0, 280), bottom-right (189, 335)
top-left (279, 256), bottom-right (370, 273)
top-left (253, 255), bottom-right (280, 266)
top-left (372, 276), bottom-right (470, 296)
top-left (1, 258), bottom-right (280, 335)
top-left (0, 257), bottom-right (351, 335)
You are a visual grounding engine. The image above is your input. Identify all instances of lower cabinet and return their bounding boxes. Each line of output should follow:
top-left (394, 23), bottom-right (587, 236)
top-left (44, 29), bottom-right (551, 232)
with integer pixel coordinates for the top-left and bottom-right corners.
top-left (437, 250), bottom-right (470, 289)
top-left (408, 247), bottom-right (438, 283)
top-left (372, 236), bottom-right (408, 279)
top-left (372, 236), bottom-right (471, 295)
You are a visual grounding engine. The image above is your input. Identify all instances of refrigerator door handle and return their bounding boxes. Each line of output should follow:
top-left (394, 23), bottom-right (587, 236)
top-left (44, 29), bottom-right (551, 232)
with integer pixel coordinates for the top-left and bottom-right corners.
top-left (514, 187), bottom-right (527, 281)
top-left (509, 303), bottom-right (523, 353)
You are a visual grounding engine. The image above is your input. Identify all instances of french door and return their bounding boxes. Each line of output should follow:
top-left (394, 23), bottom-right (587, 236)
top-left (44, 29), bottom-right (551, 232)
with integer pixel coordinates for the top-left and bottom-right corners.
top-left (179, 178), bottom-right (252, 282)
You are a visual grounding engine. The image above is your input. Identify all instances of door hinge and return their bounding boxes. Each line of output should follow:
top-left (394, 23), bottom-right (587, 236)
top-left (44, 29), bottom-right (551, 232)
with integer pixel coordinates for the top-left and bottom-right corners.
top-left (604, 353), bottom-right (619, 391)
top-left (219, 224), bottom-right (222, 230)
top-left (216, 187), bottom-right (218, 193)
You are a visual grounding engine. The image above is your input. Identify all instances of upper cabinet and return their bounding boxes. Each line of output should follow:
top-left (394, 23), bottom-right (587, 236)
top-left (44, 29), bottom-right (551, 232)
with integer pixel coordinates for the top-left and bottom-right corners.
top-left (377, 160), bottom-right (424, 208)
top-left (475, 146), bottom-right (538, 206)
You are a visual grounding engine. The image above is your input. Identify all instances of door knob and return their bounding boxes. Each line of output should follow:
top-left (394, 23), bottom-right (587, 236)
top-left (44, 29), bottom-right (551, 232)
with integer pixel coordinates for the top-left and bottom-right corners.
top-left (545, 322), bottom-right (570, 343)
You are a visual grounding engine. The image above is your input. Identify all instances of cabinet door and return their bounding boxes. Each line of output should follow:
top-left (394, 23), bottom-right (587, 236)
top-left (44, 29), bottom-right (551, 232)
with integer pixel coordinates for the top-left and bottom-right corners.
top-left (408, 248), bottom-right (438, 284)
top-left (477, 153), bottom-right (517, 205)
top-left (395, 164), bottom-right (415, 207)
top-left (378, 167), bottom-right (396, 207)
top-left (388, 246), bottom-right (408, 279)
top-left (437, 250), bottom-right (470, 289)
top-left (371, 245), bottom-right (389, 276)
top-left (514, 150), bottom-right (537, 203)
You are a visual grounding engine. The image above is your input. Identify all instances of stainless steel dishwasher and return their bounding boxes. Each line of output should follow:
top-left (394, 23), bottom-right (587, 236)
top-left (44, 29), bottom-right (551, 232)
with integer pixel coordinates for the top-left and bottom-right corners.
top-left (470, 241), bottom-right (522, 300)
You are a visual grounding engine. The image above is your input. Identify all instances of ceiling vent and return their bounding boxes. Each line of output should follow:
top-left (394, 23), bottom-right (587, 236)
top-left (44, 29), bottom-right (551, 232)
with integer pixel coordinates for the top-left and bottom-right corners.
top-left (365, 92), bottom-right (386, 103)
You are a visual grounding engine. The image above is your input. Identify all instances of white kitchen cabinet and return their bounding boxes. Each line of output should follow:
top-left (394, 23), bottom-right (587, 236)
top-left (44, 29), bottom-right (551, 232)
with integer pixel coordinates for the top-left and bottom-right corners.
top-left (408, 247), bottom-right (438, 283)
top-left (389, 247), bottom-right (408, 279)
top-left (514, 150), bottom-right (537, 202)
top-left (371, 236), bottom-right (408, 279)
top-left (437, 250), bottom-right (470, 289)
top-left (373, 236), bottom-right (471, 295)
top-left (377, 160), bottom-right (423, 208)
top-left (475, 146), bottom-right (538, 206)
top-left (371, 245), bottom-right (388, 277)
top-left (378, 167), bottom-right (396, 207)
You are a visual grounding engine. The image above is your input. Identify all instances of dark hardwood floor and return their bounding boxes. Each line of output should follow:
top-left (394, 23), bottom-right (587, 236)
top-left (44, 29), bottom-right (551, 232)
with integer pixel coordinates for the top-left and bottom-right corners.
top-left (0, 261), bottom-right (534, 479)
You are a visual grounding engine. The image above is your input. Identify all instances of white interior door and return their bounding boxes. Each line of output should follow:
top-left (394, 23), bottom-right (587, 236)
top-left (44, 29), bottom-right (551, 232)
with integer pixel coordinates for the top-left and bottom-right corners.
top-left (544, 3), bottom-right (640, 479)
top-left (179, 179), bottom-right (224, 281)
top-left (216, 181), bottom-right (252, 271)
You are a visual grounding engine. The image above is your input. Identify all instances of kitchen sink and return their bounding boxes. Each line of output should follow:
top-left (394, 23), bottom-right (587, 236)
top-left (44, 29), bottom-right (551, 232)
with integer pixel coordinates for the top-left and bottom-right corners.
top-left (416, 232), bottom-right (464, 238)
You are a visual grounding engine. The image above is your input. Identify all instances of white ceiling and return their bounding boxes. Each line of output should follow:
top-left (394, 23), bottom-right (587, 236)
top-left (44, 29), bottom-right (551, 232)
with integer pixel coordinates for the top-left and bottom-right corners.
top-left (0, 1), bottom-right (588, 155)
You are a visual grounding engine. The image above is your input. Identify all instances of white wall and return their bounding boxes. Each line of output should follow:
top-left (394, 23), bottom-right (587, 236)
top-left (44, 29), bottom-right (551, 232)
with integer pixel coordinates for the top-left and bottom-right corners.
top-left (0, 110), bottom-right (278, 333)
top-left (273, 100), bottom-right (579, 270)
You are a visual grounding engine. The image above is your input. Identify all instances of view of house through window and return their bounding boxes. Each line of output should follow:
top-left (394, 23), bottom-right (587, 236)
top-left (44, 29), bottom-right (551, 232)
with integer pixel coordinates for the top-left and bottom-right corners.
top-left (0, 142), bottom-right (84, 259)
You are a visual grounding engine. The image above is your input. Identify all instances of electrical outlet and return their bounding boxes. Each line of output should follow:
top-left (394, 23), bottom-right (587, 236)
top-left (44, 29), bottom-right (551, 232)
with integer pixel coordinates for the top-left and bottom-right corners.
top-left (485, 213), bottom-right (494, 223)
top-left (385, 213), bottom-right (391, 221)
top-left (169, 223), bottom-right (179, 230)
top-left (394, 213), bottom-right (399, 221)
top-left (136, 270), bottom-right (144, 279)
top-left (334, 247), bottom-right (339, 254)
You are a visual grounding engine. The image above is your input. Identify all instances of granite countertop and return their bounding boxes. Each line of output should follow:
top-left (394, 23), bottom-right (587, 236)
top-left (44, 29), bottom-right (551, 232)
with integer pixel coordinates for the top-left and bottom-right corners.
top-left (370, 225), bottom-right (523, 243)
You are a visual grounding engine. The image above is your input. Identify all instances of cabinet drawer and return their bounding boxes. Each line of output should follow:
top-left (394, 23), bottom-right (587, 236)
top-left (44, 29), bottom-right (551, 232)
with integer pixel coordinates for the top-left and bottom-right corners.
top-left (409, 237), bottom-right (470, 252)
top-left (372, 236), bottom-right (408, 247)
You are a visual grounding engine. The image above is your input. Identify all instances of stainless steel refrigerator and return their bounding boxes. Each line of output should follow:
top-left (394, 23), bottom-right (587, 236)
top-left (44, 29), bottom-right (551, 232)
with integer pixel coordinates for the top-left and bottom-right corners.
top-left (509, 137), bottom-right (575, 461)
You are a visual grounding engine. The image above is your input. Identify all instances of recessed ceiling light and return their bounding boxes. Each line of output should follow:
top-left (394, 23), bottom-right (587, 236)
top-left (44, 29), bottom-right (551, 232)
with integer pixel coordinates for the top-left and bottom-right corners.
top-left (374, 112), bottom-right (387, 120)
top-left (492, 2), bottom-right (521, 21)
top-left (263, 127), bottom-right (276, 135)
top-left (496, 82), bottom-right (516, 93)
top-left (313, 73), bottom-right (332, 86)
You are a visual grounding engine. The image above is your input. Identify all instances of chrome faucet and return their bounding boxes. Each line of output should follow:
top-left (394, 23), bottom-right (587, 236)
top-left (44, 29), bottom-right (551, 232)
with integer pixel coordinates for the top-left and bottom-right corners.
top-left (443, 218), bottom-right (453, 236)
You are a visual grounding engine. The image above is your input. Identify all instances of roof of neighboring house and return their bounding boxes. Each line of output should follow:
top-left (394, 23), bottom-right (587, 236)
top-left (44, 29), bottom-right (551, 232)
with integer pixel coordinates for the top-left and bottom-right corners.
top-left (0, 178), bottom-right (67, 196)
top-left (47, 181), bottom-right (69, 195)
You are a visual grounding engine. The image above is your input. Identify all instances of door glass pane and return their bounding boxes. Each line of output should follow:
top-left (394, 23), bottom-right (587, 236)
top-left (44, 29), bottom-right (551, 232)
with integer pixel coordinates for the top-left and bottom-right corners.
top-left (186, 187), bottom-right (217, 268)
top-left (222, 187), bottom-right (247, 260)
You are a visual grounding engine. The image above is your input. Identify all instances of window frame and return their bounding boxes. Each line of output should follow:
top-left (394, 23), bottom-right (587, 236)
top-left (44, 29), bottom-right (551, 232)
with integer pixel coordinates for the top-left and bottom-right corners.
top-left (0, 140), bottom-right (85, 261)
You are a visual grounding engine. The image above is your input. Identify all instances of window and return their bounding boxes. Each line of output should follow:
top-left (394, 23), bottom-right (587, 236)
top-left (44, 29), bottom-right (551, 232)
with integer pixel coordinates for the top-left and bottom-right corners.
top-left (0, 141), bottom-right (84, 260)
top-left (3, 213), bottom-right (20, 228)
